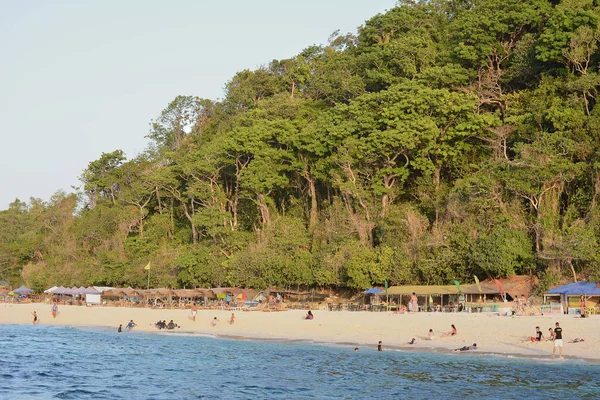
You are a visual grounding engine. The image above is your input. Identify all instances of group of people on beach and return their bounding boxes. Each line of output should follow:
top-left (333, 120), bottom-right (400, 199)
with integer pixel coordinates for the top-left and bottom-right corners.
top-left (526, 322), bottom-right (573, 359)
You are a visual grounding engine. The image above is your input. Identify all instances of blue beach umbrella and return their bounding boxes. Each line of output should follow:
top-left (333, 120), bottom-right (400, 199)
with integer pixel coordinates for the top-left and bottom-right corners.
top-left (363, 288), bottom-right (382, 294)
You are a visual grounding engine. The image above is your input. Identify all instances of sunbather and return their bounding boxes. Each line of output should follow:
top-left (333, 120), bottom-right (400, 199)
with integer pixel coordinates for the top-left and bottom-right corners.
top-left (442, 324), bottom-right (457, 337)
top-left (527, 326), bottom-right (544, 342)
top-left (167, 320), bottom-right (178, 329)
top-left (427, 329), bottom-right (435, 340)
top-left (569, 338), bottom-right (585, 343)
top-left (454, 343), bottom-right (477, 352)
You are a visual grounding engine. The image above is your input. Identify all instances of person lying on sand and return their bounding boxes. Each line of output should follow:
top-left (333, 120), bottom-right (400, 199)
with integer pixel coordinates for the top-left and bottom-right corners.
top-left (408, 338), bottom-right (416, 345)
top-left (442, 324), bottom-right (457, 337)
top-left (569, 338), bottom-right (585, 343)
top-left (454, 343), bottom-right (477, 352)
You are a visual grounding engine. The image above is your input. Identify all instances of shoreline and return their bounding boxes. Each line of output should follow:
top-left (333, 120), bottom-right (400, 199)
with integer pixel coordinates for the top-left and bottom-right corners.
top-left (1, 302), bottom-right (597, 362)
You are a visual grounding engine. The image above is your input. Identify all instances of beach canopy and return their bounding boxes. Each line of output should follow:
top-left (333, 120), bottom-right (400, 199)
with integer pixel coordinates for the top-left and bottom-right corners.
top-left (44, 286), bottom-right (59, 294)
top-left (386, 285), bottom-right (458, 296)
top-left (546, 282), bottom-right (600, 296)
top-left (363, 288), bottom-right (382, 294)
top-left (14, 285), bottom-right (33, 294)
top-left (81, 286), bottom-right (101, 295)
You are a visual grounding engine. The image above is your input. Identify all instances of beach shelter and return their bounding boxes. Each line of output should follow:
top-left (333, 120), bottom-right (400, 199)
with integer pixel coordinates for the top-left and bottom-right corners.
top-left (14, 285), bottom-right (33, 294)
top-left (545, 282), bottom-right (600, 314)
top-left (44, 286), bottom-right (58, 294)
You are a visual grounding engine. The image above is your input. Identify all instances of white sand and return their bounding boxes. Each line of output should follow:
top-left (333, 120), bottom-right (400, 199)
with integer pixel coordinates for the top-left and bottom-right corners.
top-left (1, 302), bottom-right (597, 360)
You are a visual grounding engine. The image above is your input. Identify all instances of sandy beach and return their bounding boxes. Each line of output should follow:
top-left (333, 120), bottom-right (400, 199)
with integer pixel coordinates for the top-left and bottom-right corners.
top-left (1, 302), bottom-right (597, 360)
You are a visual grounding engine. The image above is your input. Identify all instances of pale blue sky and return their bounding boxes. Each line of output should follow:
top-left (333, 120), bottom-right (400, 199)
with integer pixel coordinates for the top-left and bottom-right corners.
top-left (0, 0), bottom-right (394, 209)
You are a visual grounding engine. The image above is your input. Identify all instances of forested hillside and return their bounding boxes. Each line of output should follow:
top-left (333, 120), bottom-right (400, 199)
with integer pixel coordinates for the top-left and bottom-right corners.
top-left (3, 0), bottom-right (600, 292)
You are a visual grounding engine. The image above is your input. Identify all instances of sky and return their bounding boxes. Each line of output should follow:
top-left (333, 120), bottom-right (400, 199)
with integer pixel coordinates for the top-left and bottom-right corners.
top-left (0, 0), bottom-right (394, 210)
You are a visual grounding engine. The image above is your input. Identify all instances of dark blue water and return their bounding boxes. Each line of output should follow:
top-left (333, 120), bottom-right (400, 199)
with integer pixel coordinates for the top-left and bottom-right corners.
top-left (1, 324), bottom-right (599, 399)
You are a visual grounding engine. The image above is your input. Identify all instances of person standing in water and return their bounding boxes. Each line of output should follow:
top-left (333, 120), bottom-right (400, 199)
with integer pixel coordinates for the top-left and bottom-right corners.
top-left (377, 341), bottom-right (383, 351)
top-left (118, 324), bottom-right (122, 333)
top-left (552, 322), bottom-right (564, 359)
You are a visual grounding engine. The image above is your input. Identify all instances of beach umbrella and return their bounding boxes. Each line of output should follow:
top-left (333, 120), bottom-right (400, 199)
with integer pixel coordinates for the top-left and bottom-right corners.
top-left (216, 292), bottom-right (227, 299)
top-left (235, 292), bottom-right (248, 301)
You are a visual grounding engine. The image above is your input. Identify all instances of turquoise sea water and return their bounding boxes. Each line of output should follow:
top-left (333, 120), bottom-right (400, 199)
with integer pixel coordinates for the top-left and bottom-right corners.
top-left (1, 324), bottom-right (599, 399)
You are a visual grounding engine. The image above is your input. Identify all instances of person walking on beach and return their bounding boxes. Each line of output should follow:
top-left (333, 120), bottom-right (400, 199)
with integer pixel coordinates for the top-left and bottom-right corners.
top-left (410, 292), bottom-right (418, 312)
top-left (191, 303), bottom-right (198, 322)
top-left (229, 313), bottom-right (235, 325)
top-left (51, 303), bottom-right (58, 318)
top-left (32, 311), bottom-right (38, 324)
top-left (552, 322), bottom-right (563, 359)
top-left (377, 341), bottom-right (383, 351)
top-left (211, 317), bottom-right (219, 327)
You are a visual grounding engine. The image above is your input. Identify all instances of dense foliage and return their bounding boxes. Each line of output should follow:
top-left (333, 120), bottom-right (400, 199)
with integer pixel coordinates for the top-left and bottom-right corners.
top-left (4, 0), bottom-right (600, 292)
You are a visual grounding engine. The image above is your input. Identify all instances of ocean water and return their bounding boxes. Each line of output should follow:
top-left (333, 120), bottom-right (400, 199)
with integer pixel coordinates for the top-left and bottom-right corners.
top-left (1, 324), bottom-right (599, 400)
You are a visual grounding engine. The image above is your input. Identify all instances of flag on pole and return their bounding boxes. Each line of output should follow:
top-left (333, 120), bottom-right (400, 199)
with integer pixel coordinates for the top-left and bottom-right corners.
top-left (144, 262), bottom-right (151, 271)
top-left (494, 279), bottom-right (503, 294)
top-left (474, 275), bottom-right (482, 293)
top-left (453, 280), bottom-right (462, 294)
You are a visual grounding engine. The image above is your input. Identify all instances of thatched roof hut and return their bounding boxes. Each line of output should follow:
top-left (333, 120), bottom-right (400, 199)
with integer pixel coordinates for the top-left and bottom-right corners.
top-left (173, 289), bottom-right (205, 299)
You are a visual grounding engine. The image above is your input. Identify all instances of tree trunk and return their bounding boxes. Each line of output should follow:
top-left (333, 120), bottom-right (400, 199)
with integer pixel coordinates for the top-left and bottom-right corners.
top-left (566, 257), bottom-right (578, 283)
top-left (308, 175), bottom-right (318, 230)
top-left (257, 194), bottom-right (270, 227)
top-left (181, 203), bottom-right (198, 244)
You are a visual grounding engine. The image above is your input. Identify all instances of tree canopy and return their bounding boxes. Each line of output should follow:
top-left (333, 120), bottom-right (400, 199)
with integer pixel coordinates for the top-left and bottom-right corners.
top-left (3, 0), bottom-right (600, 292)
